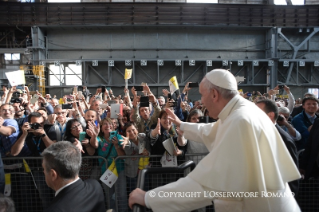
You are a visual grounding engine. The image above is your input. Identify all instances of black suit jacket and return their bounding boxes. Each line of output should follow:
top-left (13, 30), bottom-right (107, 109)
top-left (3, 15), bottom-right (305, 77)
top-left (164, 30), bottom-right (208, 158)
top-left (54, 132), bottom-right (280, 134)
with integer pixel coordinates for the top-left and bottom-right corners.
top-left (300, 119), bottom-right (319, 179)
top-left (275, 124), bottom-right (300, 195)
top-left (45, 179), bottom-right (105, 212)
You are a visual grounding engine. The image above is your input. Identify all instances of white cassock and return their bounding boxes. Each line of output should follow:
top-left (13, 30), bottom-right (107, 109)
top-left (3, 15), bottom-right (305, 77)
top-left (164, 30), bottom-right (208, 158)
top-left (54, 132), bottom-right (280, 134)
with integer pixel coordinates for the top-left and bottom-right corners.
top-left (145, 95), bottom-right (301, 212)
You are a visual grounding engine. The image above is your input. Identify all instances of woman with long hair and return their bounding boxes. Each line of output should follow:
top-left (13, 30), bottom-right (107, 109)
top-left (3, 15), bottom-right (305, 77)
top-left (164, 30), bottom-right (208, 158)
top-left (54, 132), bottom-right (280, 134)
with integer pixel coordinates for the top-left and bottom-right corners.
top-left (97, 117), bottom-right (127, 211)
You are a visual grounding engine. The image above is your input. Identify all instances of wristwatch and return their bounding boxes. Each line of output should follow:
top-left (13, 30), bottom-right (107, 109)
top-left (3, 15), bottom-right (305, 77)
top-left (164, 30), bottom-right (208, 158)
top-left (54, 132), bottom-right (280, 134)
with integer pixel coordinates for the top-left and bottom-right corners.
top-left (41, 134), bottom-right (46, 138)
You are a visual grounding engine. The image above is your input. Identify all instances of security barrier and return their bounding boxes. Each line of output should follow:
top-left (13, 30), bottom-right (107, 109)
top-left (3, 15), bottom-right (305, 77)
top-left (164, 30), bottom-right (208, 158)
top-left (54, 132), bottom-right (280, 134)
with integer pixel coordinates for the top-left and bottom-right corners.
top-left (2, 153), bottom-right (314, 212)
top-left (3, 156), bottom-right (109, 212)
top-left (114, 153), bottom-right (211, 212)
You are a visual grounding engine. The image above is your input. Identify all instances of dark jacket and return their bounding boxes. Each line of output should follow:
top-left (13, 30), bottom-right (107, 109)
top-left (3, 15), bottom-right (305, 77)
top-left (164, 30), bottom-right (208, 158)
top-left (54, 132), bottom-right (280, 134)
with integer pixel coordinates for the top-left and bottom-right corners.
top-left (275, 124), bottom-right (300, 195)
top-left (45, 179), bottom-right (105, 212)
top-left (291, 111), bottom-right (317, 150)
top-left (300, 119), bottom-right (319, 179)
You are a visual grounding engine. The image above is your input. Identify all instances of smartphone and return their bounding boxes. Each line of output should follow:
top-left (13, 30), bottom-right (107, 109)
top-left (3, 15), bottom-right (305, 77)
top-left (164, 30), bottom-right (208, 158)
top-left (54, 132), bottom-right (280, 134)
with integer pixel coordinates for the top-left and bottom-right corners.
top-left (133, 86), bottom-right (143, 91)
top-left (79, 132), bottom-right (86, 142)
top-left (278, 85), bottom-right (284, 89)
top-left (140, 96), bottom-right (149, 102)
top-left (78, 86), bottom-right (83, 92)
top-left (247, 93), bottom-right (252, 97)
top-left (77, 91), bottom-right (83, 99)
top-left (188, 82), bottom-right (199, 88)
top-left (94, 120), bottom-right (99, 127)
top-left (101, 86), bottom-right (106, 93)
top-left (140, 102), bottom-right (149, 107)
top-left (30, 94), bottom-right (39, 104)
top-left (110, 131), bottom-right (117, 137)
top-left (273, 90), bottom-right (279, 95)
top-left (168, 102), bottom-right (177, 107)
top-left (62, 104), bottom-right (73, 109)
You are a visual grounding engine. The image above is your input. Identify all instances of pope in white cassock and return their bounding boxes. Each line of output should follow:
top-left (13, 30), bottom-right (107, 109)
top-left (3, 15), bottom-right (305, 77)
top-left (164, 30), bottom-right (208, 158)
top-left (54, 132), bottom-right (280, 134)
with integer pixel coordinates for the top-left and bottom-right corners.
top-left (129, 69), bottom-right (301, 212)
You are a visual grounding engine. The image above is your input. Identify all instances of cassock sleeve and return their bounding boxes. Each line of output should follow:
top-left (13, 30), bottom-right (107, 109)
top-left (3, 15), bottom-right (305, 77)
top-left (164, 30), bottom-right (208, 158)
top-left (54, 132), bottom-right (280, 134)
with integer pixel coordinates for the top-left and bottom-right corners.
top-left (180, 122), bottom-right (216, 149)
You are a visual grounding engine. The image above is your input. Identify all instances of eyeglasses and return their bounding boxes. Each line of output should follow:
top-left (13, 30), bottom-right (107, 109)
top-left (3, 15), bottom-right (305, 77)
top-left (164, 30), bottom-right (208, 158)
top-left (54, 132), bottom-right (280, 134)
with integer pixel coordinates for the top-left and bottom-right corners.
top-left (55, 112), bottom-right (66, 116)
top-left (71, 124), bottom-right (82, 130)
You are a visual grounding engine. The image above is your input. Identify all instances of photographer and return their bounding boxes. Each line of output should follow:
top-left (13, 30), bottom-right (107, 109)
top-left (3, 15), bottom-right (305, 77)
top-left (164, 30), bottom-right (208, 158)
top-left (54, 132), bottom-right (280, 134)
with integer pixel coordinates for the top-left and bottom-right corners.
top-left (277, 107), bottom-right (301, 142)
top-left (11, 112), bottom-right (57, 157)
top-left (11, 112), bottom-right (57, 209)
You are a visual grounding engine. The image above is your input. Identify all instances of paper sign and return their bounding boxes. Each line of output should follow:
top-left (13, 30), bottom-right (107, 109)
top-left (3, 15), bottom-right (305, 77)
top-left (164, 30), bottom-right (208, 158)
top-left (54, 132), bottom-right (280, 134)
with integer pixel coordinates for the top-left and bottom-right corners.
top-left (160, 152), bottom-right (177, 167)
top-left (5, 70), bottom-right (26, 86)
top-left (162, 137), bottom-right (176, 156)
top-left (169, 76), bottom-right (179, 95)
top-left (124, 68), bottom-right (132, 80)
top-left (138, 141), bottom-right (145, 154)
top-left (100, 160), bottom-right (118, 188)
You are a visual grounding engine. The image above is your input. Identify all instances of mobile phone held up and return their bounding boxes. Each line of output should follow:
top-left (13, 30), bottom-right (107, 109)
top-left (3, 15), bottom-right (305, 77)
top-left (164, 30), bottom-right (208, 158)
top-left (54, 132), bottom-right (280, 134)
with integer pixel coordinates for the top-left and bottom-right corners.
top-left (133, 86), bottom-right (143, 91)
top-left (188, 82), bottom-right (199, 88)
top-left (62, 104), bottom-right (73, 109)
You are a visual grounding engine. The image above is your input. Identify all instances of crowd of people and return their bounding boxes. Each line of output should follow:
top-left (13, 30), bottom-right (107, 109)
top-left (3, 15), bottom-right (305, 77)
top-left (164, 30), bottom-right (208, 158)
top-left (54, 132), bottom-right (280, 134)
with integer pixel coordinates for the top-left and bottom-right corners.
top-left (0, 69), bottom-right (318, 211)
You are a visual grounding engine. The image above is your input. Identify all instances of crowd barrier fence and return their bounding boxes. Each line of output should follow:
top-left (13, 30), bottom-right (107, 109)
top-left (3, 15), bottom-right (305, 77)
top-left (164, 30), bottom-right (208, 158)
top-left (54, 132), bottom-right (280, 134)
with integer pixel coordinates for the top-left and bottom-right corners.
top-left (2, 153), bottom-right (316, 212)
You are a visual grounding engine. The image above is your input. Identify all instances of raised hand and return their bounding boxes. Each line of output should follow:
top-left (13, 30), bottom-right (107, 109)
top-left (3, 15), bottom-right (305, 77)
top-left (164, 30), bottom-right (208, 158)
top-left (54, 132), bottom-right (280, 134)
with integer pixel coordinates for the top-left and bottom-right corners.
top-left (88, 121), bottom-right (99, 136)
top-left (48, 114), bottom-right (57, 125)
top-left (119, 135), bottom-right (130, 148)
top-left (150, 118), bottom-right (161, 138)
top-left (73, 138), bottom-right (84, 153)
top-left (165, 108), bottom-right (182, 128)
top-left (162, 89), bottom-right (170, 97)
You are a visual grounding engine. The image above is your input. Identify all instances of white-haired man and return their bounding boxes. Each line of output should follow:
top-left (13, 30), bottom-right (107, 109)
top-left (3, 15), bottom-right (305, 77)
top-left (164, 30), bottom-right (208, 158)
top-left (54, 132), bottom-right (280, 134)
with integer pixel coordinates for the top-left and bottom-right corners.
top-left (129, 69), bottom-right (301, 212)
top-left (277, 106), bottom-right (301, 142)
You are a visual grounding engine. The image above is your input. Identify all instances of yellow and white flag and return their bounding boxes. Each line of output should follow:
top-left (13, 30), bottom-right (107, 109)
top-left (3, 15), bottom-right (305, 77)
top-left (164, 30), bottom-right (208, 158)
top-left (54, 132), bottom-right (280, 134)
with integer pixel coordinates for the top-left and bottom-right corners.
top-left (169, 76), bottom-right (179, 95)
top-left (124, 68), bottom-right (132, 80)
top-left (4, 173), bottom-right (11, 196)
top-left (100, 160), bottom-right (118, 188)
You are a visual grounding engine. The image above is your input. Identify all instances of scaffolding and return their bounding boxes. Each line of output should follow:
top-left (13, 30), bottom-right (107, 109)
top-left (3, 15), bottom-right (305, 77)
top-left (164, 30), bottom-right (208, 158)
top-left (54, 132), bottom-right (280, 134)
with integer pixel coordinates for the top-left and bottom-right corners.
top-left (32, 65), bottom-right (45, 96)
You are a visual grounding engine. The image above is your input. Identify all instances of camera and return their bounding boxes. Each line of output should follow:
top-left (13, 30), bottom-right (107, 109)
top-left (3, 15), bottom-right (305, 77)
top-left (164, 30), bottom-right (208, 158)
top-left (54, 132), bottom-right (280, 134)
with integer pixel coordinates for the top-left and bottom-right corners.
top-left (277, 115), bottom-right (284, 122)
top-left (168, 102), bottom-right (177, 107)
top-left (278, 85), bottom-right (284, 89)
top-left (30, 123), bottom-right (40, 130)
top-left (10, 98), bottom-right (22, 104)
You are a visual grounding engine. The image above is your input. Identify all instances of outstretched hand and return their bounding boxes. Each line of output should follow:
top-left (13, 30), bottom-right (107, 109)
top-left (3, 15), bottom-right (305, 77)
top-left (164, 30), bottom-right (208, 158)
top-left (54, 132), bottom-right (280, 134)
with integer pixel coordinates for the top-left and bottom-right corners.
top-left (155, 118), bottom-right (161, 135)
top-left (165, 108), bottom-right (182, 128)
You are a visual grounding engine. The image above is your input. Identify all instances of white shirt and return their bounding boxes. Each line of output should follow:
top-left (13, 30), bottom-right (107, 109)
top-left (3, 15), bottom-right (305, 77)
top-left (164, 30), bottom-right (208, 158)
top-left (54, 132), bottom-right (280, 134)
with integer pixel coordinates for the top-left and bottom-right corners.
top-left (145, 95), bottom-right (301, 212)
top-left (55, 177), bottom-right (80, 197)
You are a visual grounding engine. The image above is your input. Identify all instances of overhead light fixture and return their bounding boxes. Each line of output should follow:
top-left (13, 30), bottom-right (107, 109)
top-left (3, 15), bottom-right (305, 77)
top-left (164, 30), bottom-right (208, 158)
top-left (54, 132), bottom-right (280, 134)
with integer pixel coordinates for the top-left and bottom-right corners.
top-left (299, 28), bottom-right (302, 33)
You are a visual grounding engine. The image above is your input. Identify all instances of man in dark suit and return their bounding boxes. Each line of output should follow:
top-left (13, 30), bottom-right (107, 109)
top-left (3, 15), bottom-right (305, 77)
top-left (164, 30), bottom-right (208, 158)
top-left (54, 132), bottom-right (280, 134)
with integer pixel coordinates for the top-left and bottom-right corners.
top-left (256, 99), bottom-right (299, 196)
top-left (42, 141), bottom-right (105, 212)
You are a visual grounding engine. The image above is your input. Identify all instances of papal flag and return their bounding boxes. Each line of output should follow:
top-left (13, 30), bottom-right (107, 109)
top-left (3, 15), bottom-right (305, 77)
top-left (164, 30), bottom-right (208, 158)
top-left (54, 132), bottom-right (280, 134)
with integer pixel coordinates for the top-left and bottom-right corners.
top-left (169, 76), bottom-right (179, 95)
top-left (100, 160), bottom-right (118, 188)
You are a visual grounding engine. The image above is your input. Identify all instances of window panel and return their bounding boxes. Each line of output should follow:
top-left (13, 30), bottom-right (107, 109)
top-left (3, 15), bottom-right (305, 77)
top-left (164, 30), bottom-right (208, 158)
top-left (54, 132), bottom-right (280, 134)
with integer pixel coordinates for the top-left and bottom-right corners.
top-left (66, 75), bottom-right (82, 86)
